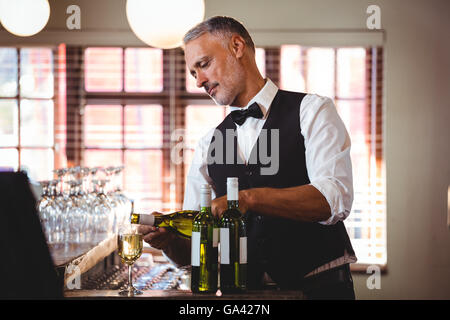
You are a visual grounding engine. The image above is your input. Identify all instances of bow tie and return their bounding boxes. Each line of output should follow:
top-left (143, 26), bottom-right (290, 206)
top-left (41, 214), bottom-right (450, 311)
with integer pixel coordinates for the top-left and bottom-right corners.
top-left (230, 102), bottom-right (264, 126)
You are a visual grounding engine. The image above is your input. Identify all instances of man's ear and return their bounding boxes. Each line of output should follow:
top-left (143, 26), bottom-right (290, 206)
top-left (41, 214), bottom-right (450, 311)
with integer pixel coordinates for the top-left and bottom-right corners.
top-left (229, 34), bottom-right (246, 59)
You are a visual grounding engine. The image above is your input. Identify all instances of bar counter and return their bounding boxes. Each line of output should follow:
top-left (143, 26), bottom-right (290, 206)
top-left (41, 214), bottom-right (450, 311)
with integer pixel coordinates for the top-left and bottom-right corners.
top-left (54, 235), bottom-right (305, 300)
top-left (64, 289), bottom-right (305, 299)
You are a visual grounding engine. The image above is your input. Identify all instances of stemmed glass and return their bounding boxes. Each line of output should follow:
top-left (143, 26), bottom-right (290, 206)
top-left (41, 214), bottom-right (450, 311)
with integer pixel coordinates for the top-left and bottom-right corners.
top-left (38, 166), bottom-right (136, 252)
top-left (49, 179), bottom-right (63, 247)
top-left (65, 180), bottom-right (89, 246)
top-left (117, 224), bottom-right (143, 296)
top-left (86, 167), bottom-right (101, 244)
top-left (37, 180), bottom-right (51, 213)
top-left (79, 167), bottom-right (94, 244)
top-left (53, 168), bottom-right (69, 247)
top-left (114, 166), bottom-right (133, 226)
top-left (105, 166), bottom-right (120, 235)
top-left (37, 180), bottom-right (52, 243)
top-left (92, 179), bottom-right (111, 243)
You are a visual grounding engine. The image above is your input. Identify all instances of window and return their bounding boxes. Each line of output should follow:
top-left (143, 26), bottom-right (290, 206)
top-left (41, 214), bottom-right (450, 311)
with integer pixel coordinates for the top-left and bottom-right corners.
top-left (280, 45), bottom-right (386, 266)
top-left (83, 47), bottom-right (165, 212)
top-left (0, 47), bottom-right (56, 181)
top-left (84, 47), bottom-right (163, 93)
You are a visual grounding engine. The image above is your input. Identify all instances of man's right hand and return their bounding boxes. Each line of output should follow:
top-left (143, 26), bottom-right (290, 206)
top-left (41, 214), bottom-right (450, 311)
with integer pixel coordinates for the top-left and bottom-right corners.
top-left (138, 224), bottom-right (177, 251)
top-left (137, 212), bottom-right (191, 266)
top-left (137, 212), bottom-right (174, 251)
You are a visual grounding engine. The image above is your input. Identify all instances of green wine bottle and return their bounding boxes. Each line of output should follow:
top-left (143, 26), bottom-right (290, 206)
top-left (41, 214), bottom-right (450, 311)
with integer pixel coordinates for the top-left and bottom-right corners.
top-left (219, 177), bottom-right (247, 293)
top-left (130, 210), bottom-right (199, 239)
top-left (191, 184), bottom-right (219, 293)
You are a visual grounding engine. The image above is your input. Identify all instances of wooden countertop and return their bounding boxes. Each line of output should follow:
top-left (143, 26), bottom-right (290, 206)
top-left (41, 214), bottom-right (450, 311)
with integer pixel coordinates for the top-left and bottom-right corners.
top-left (50, 235), bottom-right (118, 287)
top-left (64, 289), bottom-right (305, 300)
top-left (50, 235), bottom-right (117, 267)
top-left (54, 238), bottom-right (305, 300)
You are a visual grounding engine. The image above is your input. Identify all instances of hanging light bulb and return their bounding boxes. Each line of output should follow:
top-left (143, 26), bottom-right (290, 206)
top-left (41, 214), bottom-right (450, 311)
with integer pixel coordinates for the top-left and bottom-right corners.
top-left (0, 0), bottom-right (50, 37)
top-left (126, 0), bottom-right (205, 49)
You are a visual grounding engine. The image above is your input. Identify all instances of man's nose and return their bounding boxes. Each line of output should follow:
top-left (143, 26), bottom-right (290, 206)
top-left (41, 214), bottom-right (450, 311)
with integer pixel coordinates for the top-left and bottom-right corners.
top-left (196, 71), bottom-right (207, 88)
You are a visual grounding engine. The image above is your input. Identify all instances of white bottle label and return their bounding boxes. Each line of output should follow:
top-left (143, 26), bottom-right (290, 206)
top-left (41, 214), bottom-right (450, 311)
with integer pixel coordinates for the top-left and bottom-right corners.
top-left (240, 237), bottom-right (247, 264)
top-left (139, 214), bottom-right (155, 226)
top-left (213, 228), bottom-right (219, 248)
top-left (220, 228), bottom-right (230, 264)
top-left (191, 231), bottom-right (201, 267)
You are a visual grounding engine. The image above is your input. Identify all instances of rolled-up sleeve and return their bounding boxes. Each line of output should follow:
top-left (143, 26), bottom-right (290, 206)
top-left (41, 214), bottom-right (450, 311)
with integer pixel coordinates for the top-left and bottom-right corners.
top-left (300, 94), bottom-right (354, 225)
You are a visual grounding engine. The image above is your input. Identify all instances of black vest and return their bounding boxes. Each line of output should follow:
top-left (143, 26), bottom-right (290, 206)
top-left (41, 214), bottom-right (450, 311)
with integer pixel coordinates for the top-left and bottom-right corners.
top-left (207, 90), bottom-right (355, 289)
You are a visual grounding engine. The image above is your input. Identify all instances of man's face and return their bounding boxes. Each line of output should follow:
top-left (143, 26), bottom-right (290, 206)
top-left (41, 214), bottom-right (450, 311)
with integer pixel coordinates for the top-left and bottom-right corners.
top-left (185, 33), bottom-right (244, 106)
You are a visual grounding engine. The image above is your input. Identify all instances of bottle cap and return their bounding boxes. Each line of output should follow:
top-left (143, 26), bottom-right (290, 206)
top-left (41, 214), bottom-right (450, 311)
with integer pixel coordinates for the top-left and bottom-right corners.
top-left (139, 214), bottom-right (155, 226)
top-left (227, 177), bottom-right (239, 201)
top-left (227, 177), bottom-right (238, 187)
top-left (201, 184), bottom-right (211, 193)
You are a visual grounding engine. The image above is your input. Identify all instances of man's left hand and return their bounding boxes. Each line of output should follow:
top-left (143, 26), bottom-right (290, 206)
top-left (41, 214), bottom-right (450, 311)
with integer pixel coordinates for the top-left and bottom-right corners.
top-left (211, 190), bottom-right (250, 218)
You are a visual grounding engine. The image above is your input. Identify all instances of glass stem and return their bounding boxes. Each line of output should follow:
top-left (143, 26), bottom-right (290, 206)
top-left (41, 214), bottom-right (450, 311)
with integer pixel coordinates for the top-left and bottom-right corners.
top-left (128, 264), bottom-right (133, 291)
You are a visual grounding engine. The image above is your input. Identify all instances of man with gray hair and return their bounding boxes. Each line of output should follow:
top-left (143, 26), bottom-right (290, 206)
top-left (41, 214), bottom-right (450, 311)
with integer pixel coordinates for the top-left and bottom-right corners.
top-left (139, 16), bottom-right (357, 299)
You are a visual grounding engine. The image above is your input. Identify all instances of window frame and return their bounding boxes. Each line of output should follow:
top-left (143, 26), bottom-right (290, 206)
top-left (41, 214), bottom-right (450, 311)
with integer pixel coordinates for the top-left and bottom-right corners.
top-left (79, 46), bottom-right (169, 211)
top-left (0, 46), bottom-right (58, 181)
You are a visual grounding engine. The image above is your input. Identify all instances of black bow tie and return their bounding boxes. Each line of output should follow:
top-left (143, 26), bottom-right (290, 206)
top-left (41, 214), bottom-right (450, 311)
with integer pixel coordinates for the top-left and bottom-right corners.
top-left (230, 102), bottom-right (264, 126)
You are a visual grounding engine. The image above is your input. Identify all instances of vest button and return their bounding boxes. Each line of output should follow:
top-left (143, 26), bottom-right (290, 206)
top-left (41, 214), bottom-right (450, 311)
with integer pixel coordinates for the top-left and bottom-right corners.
top-left (245, 170), bottom-right (253, 176)
top-left (256, 215), bottom-right (263, 222)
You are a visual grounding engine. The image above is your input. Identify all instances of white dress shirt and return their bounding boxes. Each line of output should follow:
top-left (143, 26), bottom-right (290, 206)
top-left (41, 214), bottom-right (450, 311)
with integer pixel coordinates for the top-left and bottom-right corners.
top-left (183, 79), bottom-right (357, 275)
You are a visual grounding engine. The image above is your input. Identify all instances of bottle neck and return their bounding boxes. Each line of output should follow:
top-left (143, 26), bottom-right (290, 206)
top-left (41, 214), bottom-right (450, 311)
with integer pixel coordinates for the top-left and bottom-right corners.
top-left (227, 200), bottom-right (239, 209)
top-left (135, 213), bottom-right (155, 226)
top-left (200, 191), bottom-right (211, 209)
top-left (200, 206), bottom-right (212, 215)
top-left (200, 205), bottom-right (212, 218)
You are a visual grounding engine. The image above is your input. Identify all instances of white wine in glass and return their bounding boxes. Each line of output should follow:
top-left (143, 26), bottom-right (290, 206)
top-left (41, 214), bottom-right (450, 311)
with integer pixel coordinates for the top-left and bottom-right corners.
top-left (117, 231), bottom-right (143, 296)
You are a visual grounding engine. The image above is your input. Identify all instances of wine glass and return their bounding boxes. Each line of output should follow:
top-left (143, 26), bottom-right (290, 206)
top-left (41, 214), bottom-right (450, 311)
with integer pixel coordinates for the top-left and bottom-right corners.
top-left (117, 224), bottom-right (143, 296)
top-left (37, 180), bottom-right (51, 213)
top-left (114, 166), bottom-right (133, 226)
top-left (37, 180), bottom-right (52, 243)
top-left (79, 168), bottom-right (93, 244)
top-left (65, 180), bottom-right (81, 245)
top-left (53, 168), bottom-right (69, 247)
top-left (104, 171), bottom-right (120, 236)
top-left (92, 179), bottom-right (112, 243)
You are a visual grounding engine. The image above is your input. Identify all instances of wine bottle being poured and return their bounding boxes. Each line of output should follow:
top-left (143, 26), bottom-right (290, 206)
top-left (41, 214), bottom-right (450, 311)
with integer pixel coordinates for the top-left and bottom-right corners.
top-left (130, 210), bottom-right (199, 239)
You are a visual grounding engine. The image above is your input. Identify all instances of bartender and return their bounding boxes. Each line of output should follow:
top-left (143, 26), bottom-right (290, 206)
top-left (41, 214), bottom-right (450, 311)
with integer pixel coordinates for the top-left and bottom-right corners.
top-left (139, 16), bottom-right (357, 300)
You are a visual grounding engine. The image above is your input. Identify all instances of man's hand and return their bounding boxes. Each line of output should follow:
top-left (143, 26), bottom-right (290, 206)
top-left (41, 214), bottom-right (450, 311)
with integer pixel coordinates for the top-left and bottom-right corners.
top-left (138, 225), bottom-right (178, 251)
top-left (211, 190), bottom-right (251, 218)
top-left (137, 212), bottom-right (177, 251)
top-left (137, 211), bottom-right (191, 266)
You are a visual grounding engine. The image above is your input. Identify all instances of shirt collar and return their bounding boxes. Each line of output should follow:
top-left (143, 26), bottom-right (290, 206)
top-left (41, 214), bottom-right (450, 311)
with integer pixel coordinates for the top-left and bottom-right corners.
top-left (228, 78), bottom-right (279, 119)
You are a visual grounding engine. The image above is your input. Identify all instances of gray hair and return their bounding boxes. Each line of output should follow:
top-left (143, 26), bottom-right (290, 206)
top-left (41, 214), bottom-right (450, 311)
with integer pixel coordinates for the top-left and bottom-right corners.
top-left (183, 16), bottom-right (255, 52)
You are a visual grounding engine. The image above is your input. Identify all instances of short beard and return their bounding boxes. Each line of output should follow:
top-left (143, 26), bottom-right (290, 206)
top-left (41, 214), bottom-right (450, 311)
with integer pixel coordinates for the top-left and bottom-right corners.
top-left (212, 54), bottom-right (245, 106)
